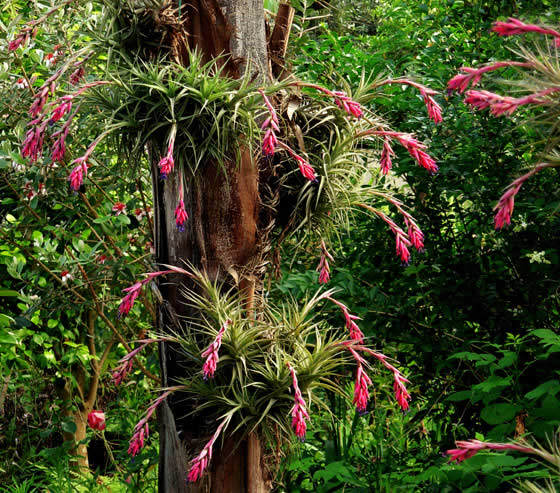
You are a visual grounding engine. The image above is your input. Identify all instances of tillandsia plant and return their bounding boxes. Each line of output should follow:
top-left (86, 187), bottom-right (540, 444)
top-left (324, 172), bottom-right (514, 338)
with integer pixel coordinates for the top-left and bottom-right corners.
top-left (448, 16), bottom-right (560, 230)
top-left (3, 0), bottom-right (442, 488)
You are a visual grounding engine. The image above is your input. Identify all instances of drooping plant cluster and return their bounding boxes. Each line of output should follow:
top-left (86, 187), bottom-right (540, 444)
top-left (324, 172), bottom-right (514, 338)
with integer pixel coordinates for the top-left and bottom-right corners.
top-left (448, 17), bottom-right (560, 229)
top-left (4, 0), bottom-right (447, 484)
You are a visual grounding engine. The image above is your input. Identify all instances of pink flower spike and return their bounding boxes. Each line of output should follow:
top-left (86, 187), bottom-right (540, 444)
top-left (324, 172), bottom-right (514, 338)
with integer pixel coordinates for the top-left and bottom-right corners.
top-left (158, 155), bottom-right (174, 179)
top-left (316, 240), bottom-right (334, 285)
top-left (405, 218), bottom-right (424, 252)
top-left (493, 164), bottom-right (546, 229)
top-left (287, 362), bottom-right (310, 441)
top-left (380, 137), bottom-right (395, 175)
top-left (325, 296), bottom-right (364, 343)
top-left (175, 199), bottom-right (188, 232)
top-left (393, 371), bottom-right (411, 411)
top-left (112, 339), bottom-right (159, 385)
top-left (128, 391), bottom-right (172, 456)
top-left (51, 126), bottom-right (70, 163)
top-left (259, 89), bottom-right (280, 156)
top-left (22, 119), bottom-right (48, 164)
top-left (118, 281), bottom-right (143, 318)
top-left (353, 363), bottom-right (372, 414)
top-left (201, 320), bottom-right (231, 379)
top-left (492, 18), bottom-right (560, 46)
top-left (68, 159), bottom-right (88, 192)
top-left (332, 90), bottom-right (363, 118)
top-left (50, 97), bottom-right (72, 123)
top-left (296, 155), bottom-right (317, 181)
top-left (262, 128), bottom-right (278, 156)
top-left (379, 79), bottom-right (442, 123)
top-left (187, 419), bottom-right (228, 483)
top-left (447, 62), bottom-right (533, 94)
top-left (447, 439), bottom-right (536, 463)
top-left (70, 67), bottom-right (85, 85)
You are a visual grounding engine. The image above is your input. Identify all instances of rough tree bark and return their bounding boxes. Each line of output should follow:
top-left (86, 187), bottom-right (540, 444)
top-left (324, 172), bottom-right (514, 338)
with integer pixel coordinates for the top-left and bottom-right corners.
top-left (152, 1), bottom-right (274, 491)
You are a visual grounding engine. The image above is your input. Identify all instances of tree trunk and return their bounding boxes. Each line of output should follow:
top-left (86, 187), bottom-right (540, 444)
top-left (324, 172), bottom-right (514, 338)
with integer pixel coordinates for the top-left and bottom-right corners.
top-left (154, 2), bottom-right (270, 491)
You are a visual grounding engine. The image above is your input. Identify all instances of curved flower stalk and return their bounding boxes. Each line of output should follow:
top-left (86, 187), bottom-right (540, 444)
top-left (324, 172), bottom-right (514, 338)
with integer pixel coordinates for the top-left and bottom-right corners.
top-left (357, 129), bottom-right (438, 174)
top-left (448, 61), bottom-right (533, 94)
top-left (187, 417), bottom-right (229, 483)
top-left (112, 338), bottom-right (166, 385)
top-left (368, 194), bottom-right (424, 252)
top-left (277, 141), bottom-right (317, 181)
top-left (493, 163), bottom-right (556, 229)
top-left (492, 17), bottom-right (560, 46)
top-left (316, 240), bottom-right (334, 285)
top-left (447, 439), bottom-right (539, 463)
top-left (343, 341), bottom-right (411, 412)
top-left (464, 87), bottom-right (560, 117)
top-left (8, 0), bottom-right (76, 52)
top-left (287, 362), bottom-right (310, 441)
top-left (201, 320), bottom-right (231, 379)
top-left (323, 295), bottom-right (364, 343)
top-left (128, 389), bottom-right (176, 456)
top-left (376, 79), bottom-right (442, 123)
top-left (292, 82), bottom-right (363, 119)
top-left (118, 266), bottom-right (191, 318)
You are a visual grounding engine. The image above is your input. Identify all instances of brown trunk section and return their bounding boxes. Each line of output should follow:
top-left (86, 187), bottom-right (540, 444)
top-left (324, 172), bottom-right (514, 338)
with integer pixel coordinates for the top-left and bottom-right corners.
top-left (154, 1), bottom-right (270, 491)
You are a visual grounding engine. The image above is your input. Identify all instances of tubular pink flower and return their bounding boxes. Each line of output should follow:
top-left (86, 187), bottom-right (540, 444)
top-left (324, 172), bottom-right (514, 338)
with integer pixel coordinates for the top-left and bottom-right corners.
top-left (379, 79), bottom-right (442, 123)
top-left (373, 209), bottom-right (412, 264)
top-left (293, 83), bottom-right (362, 119)
top-left (465, 88), bottom-right (560, 117)
top-left (316, 240), bottom-right (334, 284)
top-left (332, 90), bottom-right (363, 118)
top-left (448, 62), bottom-right (533, 93)
top-left (175, 199), bottom-right (188, 232)
top-left (118, 270), bottom-right (178, 318)
top-left (50, 97), bottom-right (72, 123)
top-left (262, 128), bottom-right (278, 156)
top-left (344, 342), bottom-right (412, 412)
top-left (201, 320), bottom-right (231, 379)
top-left (22, 118), bottom-right (48, 164)
top-left (112, 339), bottom-right (159, 385)
top-left (68, 159), bottom-right (88, 191)
top-left (296, 156), bottom-right (317, 181)
top-left (70, 67), bottom-right (85, 85)
top-left (287, 362), bottom-right (310, 441)
top-left (29, 85), bottom-right (51, 118)
top-left (325, 296), bottom-right (364, 343)
top-left (447, 439), bottom-right (536, 463)
top-left (158, 130), bottom-right (176, 179)
top-left (51, 126), bottom-right (70, 162)
top-left (380, 137), bottom-right (395, 175)
top-left (370, 131), bottom-right (438, 174)
top-left (118, 281), bottom-right (143, 318)
top-left (187, 419), bottom-right (228, 483)
top-left (353, 363), bottom-right (372, 414)
top-left (158, 155), bottom-right (174, 179)
top-left (128, 391), bottom-right (172, 456)
top-left (492, 18), bottom-right (560, 47)
top-left (494, 164), bottom-right (546, 229)
top-left (259, 89), bottom-right (280, 156)
top-left (405, 218), bottom-right (424, 251)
